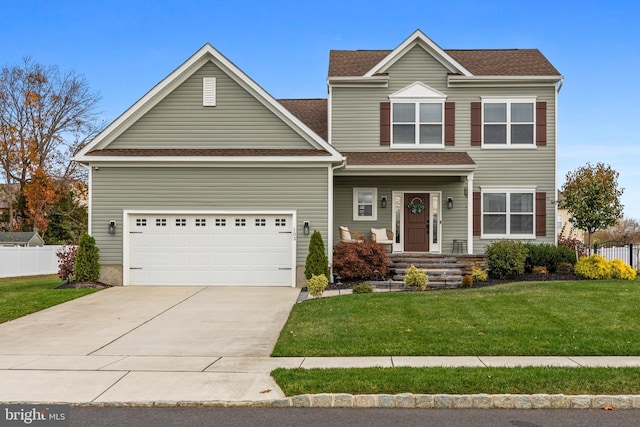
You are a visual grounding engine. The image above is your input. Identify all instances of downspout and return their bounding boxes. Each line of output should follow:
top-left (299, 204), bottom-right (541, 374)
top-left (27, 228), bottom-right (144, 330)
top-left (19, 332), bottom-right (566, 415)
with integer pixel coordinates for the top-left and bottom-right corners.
top-left (554, 77), bottom-right (563, 245)
top-left (328, 158), bottom-right (347, 282)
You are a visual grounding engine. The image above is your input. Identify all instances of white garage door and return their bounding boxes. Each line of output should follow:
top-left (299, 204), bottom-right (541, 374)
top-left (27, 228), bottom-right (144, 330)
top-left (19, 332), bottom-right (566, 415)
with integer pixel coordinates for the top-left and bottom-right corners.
top-left (127, 213), bottom-right (295, 286)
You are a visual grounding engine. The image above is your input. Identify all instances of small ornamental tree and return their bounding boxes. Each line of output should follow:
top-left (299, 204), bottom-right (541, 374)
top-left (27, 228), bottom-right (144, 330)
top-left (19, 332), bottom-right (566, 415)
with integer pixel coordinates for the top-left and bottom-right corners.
top-left (560, 162), bottom-right (624, 246)
top-left (305, 230), bottom-right (330, 280)
top-left (75, 234), bottom-right (100, 282)
top-left (56, 245), bottom-right (77, 282)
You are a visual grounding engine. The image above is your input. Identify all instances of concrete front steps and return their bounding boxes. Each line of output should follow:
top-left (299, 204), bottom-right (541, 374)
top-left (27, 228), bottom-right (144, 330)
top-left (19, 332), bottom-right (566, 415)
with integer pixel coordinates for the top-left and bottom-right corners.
top-left (389, 253), bottom-right (467, 289)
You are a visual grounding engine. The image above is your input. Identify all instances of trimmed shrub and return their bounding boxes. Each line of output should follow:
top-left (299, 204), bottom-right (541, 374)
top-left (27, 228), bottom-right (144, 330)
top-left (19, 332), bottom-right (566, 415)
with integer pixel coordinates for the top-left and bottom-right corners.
top-left (404, 264), bottom-right (428, 291)
top-left (557, 262), bottom-right (574, 275)
top-left (56, 245), bottom-right (77, 282)
top-left (352, 283), bottom-right (373, 294)
top-left (332, 241), bottom-right (390, 281)
top-left (523, 243), bottom-right (578, 273)
top-left (461, 275), bottom-right (473, 288)
top-left (574, 254), bottom-right (611, 280)
top-left (556, 245), bottom-right (578, 266)
top-left (471, 266), bottom-right (488, 282)
top-left (305, 230), bottom-right (330, 280)
top-left (75, 234), bottom-right (100, 282)
top-left (532, 266), bottom-right (548, 275)
top-left (307, 274), bottom-right (328, 298)
top-left (609, 259), bottom-right (637, 280)
top-left (485, 240), bottom-right (528, 279)
top-left (523, 243), bottom-right (556, 273)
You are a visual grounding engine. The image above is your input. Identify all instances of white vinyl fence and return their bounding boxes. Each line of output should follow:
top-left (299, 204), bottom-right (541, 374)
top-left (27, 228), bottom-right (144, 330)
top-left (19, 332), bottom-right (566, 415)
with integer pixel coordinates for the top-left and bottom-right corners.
top-left (595, 244), bottom-right (640, 272)
top-left (0, 246), bottom-right (63, 278)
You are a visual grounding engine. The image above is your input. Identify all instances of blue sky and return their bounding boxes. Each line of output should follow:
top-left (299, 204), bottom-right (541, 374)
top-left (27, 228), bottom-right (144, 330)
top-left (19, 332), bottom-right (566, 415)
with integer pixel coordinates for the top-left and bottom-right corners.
top-left (3, 0), bottom-right (639, 219)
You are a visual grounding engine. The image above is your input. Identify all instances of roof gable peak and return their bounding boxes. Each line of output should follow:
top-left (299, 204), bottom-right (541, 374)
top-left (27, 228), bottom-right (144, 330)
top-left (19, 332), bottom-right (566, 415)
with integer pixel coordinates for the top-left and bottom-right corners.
top-left (364, 29), bottom-right (473, 77)
top-left (75, 42), bottom-right (342, 161)
top-left (389, 81), bottom-right (446, 99)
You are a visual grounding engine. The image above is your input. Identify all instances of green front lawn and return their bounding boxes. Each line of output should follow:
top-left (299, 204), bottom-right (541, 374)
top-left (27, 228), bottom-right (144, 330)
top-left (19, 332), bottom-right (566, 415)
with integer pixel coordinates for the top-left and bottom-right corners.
top-left (272, 279), bottom-right (640, 356)
top-left (0, 275), bottom-right (98, 323)
top-left (272, 366), bottom-right (640, 395)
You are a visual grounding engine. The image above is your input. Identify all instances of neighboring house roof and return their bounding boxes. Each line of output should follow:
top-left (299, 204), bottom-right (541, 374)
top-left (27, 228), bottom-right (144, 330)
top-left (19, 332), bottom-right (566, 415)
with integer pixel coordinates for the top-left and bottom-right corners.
top-left (278, 99), bottom-right (328, 141)
top-left (74, 44), bottom-right (343, 163)
top-left (0, 232), bottom-right (45, 246)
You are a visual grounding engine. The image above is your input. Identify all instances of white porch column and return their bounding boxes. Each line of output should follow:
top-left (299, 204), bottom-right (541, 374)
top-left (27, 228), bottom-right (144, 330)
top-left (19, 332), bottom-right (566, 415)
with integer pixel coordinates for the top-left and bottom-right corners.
top-left (467, 173), bottom-right (474, 254)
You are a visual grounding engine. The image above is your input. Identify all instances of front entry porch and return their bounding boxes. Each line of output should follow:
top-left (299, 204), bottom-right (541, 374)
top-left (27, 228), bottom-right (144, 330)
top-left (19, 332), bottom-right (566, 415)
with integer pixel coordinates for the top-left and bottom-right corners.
top-left (385, 253), bottom-right (486, 289)
top-left (392, 191), bottom-right (438, 253)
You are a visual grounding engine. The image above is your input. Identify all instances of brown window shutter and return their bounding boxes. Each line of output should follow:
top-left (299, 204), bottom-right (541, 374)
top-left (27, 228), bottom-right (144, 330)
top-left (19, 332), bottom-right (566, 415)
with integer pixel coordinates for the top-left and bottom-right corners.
top-left (444, 102), bottom-right (455, 146)
top-left (473, 191), bottom-right (481, 236)
top-left (471, 102), bottom-right (481, 146)
top-left (536, 192), bottom-right (546, 236)
top-left (536, 102), bottom-right (547, 146)
top-left (380, 102), bottom-right (391, 146)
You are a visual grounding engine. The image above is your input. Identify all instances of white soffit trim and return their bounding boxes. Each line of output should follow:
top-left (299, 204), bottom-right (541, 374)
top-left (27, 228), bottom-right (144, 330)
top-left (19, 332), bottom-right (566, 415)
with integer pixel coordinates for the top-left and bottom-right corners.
top-left (364, 29), bottom-right (472, 77)
top-left (448, 75), bottom-right (563, 87)
top-left (75, 43), bottom-right (342, 162)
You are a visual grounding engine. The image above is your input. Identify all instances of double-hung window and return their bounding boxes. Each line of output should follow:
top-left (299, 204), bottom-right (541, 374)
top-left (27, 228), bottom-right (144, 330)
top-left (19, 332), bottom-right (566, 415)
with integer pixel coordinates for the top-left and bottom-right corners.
top-left (353, 188), bottom-right (377, 221)
top-left (392, 102), bottom-right (443, 146)
top-left (483, 98), bottom-right (535, 146)
top-left (482, 189), bottom-right (535, 237)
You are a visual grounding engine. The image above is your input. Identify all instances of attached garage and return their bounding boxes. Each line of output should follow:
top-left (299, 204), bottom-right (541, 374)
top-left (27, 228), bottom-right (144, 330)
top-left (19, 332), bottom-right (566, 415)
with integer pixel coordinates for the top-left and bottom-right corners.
top-left (124, 212), bottom-right (296, 286)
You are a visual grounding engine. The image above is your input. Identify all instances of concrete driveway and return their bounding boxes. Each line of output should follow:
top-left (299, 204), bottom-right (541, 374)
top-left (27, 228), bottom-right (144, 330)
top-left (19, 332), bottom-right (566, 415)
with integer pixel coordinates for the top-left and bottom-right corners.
top-left (0, 286), bottom-right (301, 403)
top-left (0, 286), bottom-right (299, 357)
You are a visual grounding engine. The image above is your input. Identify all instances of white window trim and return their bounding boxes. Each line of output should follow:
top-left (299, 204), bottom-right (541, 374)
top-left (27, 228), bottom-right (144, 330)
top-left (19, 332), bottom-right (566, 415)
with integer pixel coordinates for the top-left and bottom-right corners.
top-left (481, 97), bottom-right (536, 148)
top-left (353, 187), bottom-right (378, 221)
top-left (481, 188), bottom-right (536, 239)
top-left (390, 99), bottom-right (445, 148)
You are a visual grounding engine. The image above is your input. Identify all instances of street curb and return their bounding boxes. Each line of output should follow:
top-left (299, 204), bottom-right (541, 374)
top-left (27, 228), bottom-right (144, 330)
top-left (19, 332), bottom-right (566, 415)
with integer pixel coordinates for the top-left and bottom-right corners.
top-left (12, 394), bottom-right (639, 409)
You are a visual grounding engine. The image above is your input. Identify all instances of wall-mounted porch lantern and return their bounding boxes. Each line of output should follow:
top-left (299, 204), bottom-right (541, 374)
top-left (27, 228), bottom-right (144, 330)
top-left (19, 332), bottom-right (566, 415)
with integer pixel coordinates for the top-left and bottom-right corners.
top-left (380, 196), bottom-right (387, 209)
top-left (447, 197), bottom-right (454, 209)
top-left (108, 220), bottom-right (117, 235)
top-left (303, 221), bottom-right (310, 235)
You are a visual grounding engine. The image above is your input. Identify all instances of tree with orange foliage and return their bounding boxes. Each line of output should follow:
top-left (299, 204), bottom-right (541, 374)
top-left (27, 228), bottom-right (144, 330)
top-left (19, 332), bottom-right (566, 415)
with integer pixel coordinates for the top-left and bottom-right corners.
top-left (0, 58), bottom-right (100, 234)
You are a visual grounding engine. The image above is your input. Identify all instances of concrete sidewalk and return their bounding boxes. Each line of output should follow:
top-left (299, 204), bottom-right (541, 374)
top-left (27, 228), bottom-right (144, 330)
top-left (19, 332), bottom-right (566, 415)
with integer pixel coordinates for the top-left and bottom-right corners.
top-left (1, 355), bottom-right (640, 403)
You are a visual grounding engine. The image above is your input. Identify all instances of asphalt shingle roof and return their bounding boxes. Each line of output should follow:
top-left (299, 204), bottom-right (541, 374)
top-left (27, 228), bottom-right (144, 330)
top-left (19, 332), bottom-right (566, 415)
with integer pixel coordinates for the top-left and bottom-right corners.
top-left (329, 48), bottom-right (561, 77)
top-left (343, 151), bottom-right (475, 167)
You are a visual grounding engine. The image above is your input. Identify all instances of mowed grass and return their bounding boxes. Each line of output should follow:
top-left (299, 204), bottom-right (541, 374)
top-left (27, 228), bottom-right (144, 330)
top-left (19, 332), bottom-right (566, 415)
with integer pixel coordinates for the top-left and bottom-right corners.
top-left (272, 279), bottom-right (640, 356)
top-left (272, 366), bottom-right (640, 396)
top-left (0, 275), bottom-right (97, 323)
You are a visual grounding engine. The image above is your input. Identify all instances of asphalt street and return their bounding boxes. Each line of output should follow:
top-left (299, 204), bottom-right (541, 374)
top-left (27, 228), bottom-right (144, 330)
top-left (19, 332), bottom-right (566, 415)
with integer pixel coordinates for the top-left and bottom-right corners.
top-left (70, 407), bottom-right (639, 427)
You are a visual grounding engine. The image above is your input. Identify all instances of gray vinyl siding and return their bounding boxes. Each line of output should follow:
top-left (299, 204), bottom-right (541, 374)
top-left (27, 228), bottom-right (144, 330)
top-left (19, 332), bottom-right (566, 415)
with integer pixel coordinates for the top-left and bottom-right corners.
top-left (108, 61), bottom-right (312, 150)
top-left (330, 45), bottom-right (557, 253)
top-left (91, 166), bottom-right (329, 266)
top-left (334, 176), bottom-right (467, 254)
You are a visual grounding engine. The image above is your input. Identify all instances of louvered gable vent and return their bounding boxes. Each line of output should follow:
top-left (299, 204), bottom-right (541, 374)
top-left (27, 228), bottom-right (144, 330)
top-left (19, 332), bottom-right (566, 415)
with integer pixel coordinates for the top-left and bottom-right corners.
top-left (203, 77), bottom-right (216, 106)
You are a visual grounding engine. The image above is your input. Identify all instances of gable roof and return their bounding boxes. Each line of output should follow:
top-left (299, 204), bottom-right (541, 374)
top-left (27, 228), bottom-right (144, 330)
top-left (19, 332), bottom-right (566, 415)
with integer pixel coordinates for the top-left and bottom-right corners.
top-left (75, 44), bottom-right (342, 163)
top-left (0, 232), bottom-right (44, 245)
top-left (329, 30), bottom-right (561, 78)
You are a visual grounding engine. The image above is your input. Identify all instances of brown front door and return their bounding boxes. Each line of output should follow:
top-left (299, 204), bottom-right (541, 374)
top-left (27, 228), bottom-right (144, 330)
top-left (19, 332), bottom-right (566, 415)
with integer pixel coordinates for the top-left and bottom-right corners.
top-left (404, 193), bottom-right (430, 252)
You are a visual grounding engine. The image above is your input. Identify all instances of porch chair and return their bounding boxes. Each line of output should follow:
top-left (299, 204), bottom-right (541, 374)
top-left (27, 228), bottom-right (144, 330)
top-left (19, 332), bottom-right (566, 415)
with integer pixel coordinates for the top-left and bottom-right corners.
top-left (339, 226), bottom-right (365, 243)
top-left (370, 228), bottom-right (394, 253)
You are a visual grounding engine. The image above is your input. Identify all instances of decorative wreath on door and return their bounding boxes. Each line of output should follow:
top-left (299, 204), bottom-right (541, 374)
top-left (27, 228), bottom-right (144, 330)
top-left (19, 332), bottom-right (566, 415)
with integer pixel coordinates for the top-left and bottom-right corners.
top-left (407, 197), bottom-right (425, 214)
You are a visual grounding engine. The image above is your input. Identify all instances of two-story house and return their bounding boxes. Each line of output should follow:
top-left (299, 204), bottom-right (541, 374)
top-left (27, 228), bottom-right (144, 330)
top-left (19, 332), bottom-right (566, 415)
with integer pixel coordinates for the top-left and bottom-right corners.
top-left (74, 30), bottom-right (562, 287)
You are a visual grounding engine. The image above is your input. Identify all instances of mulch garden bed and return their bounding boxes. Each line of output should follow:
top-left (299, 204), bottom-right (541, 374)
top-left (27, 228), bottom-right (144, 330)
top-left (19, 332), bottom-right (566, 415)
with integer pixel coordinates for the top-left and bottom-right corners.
top-left (55, 281), bottom-right (112, 290)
